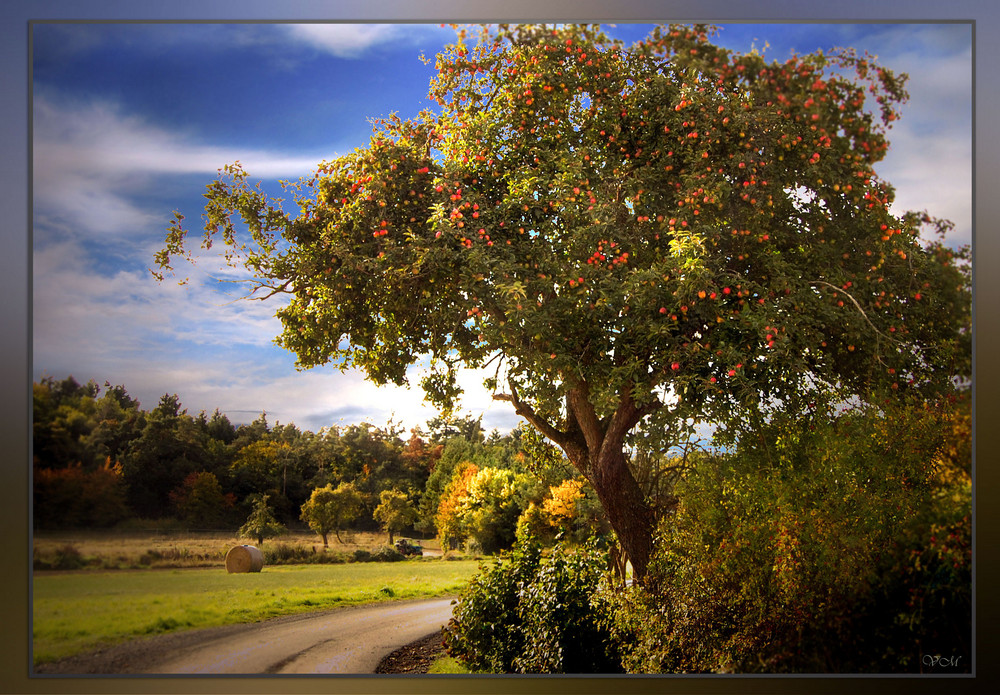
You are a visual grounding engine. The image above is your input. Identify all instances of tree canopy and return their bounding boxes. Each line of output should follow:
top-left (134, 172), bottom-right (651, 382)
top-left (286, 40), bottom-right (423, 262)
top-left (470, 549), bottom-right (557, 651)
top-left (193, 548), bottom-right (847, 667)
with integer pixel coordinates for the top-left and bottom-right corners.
top-left (155, 23), bottom-right (971, 579)
top-left (300, 482), bottom-right (363, 546)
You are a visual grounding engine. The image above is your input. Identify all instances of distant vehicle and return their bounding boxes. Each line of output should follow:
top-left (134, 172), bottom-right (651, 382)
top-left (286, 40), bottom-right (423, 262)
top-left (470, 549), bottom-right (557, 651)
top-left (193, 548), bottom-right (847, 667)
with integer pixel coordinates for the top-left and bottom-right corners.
top-left (394, 538), bottom-right (423, 557)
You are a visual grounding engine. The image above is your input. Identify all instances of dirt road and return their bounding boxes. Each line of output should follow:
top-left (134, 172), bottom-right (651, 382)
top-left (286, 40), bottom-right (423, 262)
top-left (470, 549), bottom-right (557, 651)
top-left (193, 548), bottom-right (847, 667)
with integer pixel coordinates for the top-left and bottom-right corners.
top-left (35, 597), bottom-right (455, 675)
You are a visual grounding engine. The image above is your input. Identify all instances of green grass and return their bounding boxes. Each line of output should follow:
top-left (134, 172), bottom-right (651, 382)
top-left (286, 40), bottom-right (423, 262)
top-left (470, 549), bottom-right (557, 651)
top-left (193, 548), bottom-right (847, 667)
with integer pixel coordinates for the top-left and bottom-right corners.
top-left (33, 560), bottom-right (480, 665)
top-left (427, 655), bottom-right (472, 674)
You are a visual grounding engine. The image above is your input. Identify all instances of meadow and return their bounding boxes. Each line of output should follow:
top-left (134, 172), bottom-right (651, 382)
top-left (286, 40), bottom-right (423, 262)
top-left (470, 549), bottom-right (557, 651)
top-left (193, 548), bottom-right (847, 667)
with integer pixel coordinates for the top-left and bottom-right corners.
top-left (32, 530), bottom-right (480, 665)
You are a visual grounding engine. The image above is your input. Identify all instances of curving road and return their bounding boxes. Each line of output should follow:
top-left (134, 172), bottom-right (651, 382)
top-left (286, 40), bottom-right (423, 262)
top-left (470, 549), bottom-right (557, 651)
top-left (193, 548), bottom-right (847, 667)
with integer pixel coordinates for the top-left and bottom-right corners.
top-left (138, 598), bottom-right (455, 675)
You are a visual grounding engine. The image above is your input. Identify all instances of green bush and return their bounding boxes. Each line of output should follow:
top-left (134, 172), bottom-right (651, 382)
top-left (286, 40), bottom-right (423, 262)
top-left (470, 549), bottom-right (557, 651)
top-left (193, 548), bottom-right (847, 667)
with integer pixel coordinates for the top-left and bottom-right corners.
top-left (369, 545), bottom-right (406, 562)
top-left (513, 541), bottom-right (623, 673)
top-left (605, 398), bottom-right (971, 673)
top-left (444, 528), bottom-right (621, 673)
top-left (444, 528), bottom-right (541, 672)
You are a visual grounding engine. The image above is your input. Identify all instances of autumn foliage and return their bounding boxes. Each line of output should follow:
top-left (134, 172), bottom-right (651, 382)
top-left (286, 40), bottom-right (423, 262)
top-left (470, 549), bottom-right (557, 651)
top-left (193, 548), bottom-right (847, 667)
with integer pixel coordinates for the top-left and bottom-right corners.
top-left (33, 460), bottom-right (129, 528)
top-left (603, 396), bottom-right (971, 673)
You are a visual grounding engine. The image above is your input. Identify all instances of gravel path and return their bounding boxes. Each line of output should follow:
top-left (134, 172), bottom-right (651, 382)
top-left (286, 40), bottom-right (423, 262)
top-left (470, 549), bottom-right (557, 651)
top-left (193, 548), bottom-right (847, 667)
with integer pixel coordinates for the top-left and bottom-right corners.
top-left (34, 597), bottom-right (455, 675)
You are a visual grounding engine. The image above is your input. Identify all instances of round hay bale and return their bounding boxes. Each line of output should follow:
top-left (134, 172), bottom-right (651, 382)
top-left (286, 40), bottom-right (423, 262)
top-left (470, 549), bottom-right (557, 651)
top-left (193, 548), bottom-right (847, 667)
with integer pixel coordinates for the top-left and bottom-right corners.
top-left (225, 545), bottom-right (264, 573)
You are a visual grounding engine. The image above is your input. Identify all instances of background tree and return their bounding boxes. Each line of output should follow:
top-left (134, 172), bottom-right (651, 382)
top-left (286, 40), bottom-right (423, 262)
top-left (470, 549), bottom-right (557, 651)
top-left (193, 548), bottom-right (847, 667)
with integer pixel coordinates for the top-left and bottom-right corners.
top-left (238, 494), bottom-right (287, 546)
top-left (229, 439), bottom-right (300, 519)
top-left (33, 377), bottom-right (111, 470)
top-left (169, 471), bottom-right (235, 528)
top-left (417, 426), bottom-right (524, 534)
top-left (156, 23), bottom-right (970, 580)
top-left (372, 488), bottom-right (419, 544)
top-left (300, 482), bottom-right (363, 546)
top-left (120, 394), bottom-right (215, 519)
top-left (460, 466), bottom-right (537, 554)
top-left (436, 462), bottom-right (479, 551)
top-left (542, 478), bottom-right (585, 532)
top-left (426, 413), bottom-right (485, 445)
top-left (33, 459), bottom-right (129, 529)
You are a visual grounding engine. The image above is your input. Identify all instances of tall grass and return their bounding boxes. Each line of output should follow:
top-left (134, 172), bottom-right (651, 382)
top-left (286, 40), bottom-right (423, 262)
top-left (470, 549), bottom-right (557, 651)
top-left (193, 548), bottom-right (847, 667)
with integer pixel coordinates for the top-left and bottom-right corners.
top-left (33, 560), bottom-right (478, 665)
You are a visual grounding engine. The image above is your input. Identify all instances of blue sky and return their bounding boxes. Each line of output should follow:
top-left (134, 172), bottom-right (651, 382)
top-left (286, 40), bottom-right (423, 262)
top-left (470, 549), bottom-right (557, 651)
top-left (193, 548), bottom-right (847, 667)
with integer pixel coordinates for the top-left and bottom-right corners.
top-left (31, 21), bottom-right (973, 435)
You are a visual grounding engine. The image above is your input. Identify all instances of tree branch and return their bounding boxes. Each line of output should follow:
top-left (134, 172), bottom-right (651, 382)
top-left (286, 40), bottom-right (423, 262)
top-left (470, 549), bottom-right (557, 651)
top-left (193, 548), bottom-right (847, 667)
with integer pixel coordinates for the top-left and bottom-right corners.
top-left (566, 380), bottom-right (605, 454)
top-left (810, 280), bottom-right (900, 344)
top-left (249, 279), bottom-right (295, 301)
top-left (493, 378), bottom-right (585, 462)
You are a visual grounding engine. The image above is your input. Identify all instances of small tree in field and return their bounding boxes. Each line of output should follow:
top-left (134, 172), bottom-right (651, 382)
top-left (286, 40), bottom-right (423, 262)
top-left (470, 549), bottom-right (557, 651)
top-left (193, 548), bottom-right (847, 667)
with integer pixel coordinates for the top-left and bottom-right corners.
top-left (156, 23), bottom-right (970, 581)
top-left (373, 488), bottom-right (419, 544)
top-left (238, 494), bottom-right (286, 546)
top-left (300, 482), bottom-right (362, 546)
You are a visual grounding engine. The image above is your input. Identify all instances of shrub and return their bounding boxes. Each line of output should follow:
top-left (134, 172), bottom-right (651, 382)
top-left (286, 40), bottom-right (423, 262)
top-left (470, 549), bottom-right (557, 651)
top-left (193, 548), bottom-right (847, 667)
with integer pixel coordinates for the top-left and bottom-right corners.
top-left (369, 545), bottom-right (406, 562)
top-left (33, 544), bottom-right (86, 571)
top-left (263, 543), bottom-right (309, 564)
top-left (444, 528), bottom-right (621, 673)
top-left (444, 527), bottom-right (540, 672)
top-left (605, 397), bottom-right (971, 673)
top-left (513, 541), bottom-right (623, 673)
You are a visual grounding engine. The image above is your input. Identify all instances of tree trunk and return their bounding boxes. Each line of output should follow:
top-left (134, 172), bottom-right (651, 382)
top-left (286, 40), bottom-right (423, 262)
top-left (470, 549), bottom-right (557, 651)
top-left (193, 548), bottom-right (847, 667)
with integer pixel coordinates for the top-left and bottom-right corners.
top-left (587, 447), bottom-right (654, 583)
top-left (497, 378), bottom-right (658, 582)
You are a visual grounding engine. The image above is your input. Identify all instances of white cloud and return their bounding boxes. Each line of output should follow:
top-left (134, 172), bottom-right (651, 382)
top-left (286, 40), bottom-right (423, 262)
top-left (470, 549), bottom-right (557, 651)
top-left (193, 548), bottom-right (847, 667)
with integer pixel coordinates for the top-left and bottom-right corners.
top-left (32, 238), bottom-right (278, 363)
top-left (869, 32), bottom-right (972, 248)
top-left (282, 24), bottom-right (406, 58)
top-left (32, 94), bottom-right (330, 240)
top-left (879, 129), bottom-right (972, 246)
top-left (280, 23), bottom-right (450, 59)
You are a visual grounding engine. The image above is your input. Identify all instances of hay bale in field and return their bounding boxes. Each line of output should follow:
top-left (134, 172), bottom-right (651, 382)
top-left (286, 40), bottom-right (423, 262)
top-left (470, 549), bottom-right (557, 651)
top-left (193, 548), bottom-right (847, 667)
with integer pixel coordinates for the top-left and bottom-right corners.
top-left (225, 544), bottom-right (264, 573)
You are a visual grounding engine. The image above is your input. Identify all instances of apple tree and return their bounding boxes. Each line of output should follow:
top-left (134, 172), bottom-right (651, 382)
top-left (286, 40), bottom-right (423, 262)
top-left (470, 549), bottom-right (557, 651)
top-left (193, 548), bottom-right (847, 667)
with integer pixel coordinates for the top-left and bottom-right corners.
top-left (155, 24), bottom-right (970, 580)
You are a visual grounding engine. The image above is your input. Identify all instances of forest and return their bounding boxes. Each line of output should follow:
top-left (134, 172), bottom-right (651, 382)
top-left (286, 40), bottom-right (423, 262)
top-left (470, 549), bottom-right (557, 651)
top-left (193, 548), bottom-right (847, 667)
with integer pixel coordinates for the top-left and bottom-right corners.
top-left (31, 374), bottom-right (607, 551)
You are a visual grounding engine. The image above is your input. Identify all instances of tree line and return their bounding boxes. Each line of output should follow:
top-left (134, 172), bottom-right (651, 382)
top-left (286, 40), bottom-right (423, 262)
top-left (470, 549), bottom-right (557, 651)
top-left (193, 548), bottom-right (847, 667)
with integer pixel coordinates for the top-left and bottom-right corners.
top-left (32, 375), bottom-right (620, 550)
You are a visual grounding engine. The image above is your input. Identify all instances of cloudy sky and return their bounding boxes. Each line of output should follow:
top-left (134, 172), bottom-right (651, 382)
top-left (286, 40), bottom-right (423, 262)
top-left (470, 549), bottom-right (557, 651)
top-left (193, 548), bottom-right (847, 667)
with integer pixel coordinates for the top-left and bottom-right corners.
top-left (30, 21), bottom-right (972, 435)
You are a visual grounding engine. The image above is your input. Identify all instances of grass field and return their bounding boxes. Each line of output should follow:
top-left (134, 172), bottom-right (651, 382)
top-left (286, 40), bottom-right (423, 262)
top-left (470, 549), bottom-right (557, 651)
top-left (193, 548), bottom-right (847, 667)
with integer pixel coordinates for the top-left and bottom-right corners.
top-left (33, 559), bottom-right (480, 665)
top-left (32, 530), bottom-right (480, 666)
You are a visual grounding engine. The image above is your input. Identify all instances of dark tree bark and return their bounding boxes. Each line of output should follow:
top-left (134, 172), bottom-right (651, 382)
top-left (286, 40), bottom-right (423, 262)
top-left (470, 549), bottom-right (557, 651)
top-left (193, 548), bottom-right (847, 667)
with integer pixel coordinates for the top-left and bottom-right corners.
top-left (586, 447), bottom-right (655, 582)
top-left (498, 378), bottom-right (658, 582)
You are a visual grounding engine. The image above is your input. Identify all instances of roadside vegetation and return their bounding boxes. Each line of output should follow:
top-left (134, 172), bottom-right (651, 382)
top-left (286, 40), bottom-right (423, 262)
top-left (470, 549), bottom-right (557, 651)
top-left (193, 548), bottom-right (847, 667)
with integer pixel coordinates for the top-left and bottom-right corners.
top-left (440, 397), bottom-right (971, 674)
